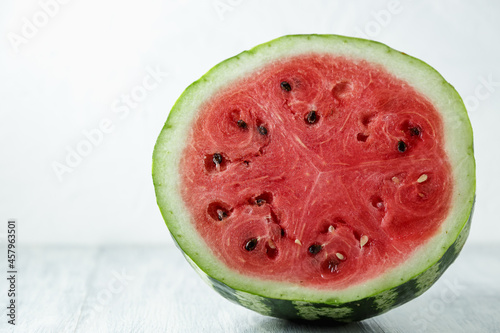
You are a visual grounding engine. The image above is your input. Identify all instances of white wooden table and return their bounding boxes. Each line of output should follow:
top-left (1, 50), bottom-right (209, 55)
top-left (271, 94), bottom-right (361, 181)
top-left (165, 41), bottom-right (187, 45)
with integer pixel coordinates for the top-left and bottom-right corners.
top-left (1, 243), bottom-right (499, 332)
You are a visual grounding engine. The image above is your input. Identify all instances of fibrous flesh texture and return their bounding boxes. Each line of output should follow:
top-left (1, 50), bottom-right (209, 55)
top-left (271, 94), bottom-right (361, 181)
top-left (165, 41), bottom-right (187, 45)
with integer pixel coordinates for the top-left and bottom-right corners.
top-left (180, 54), bottom-right (452, 289)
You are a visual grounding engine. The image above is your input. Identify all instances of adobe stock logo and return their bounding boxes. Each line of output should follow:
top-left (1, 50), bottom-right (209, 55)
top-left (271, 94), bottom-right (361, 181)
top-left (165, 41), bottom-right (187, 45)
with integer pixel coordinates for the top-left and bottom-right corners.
top-left (410, 278), bottom-right (465, 330)
top-left (52, 66), bottom-right (168, 182)
top-left (463, 74), bottom-right (500, 112)
top-left (353, 0), bottom-right (404, 39)
top-left (7, 0), bottom-right (72, 53)
top-left (84, 268), bottom-right (136, 319)
top-left (213, 0), bottom-right (245, 21)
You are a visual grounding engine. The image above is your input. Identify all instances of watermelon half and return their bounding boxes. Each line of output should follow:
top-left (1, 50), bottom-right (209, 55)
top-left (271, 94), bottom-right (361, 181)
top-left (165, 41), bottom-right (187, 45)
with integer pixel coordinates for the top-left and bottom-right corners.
top-left (153, 35), bottom-right (475, 321)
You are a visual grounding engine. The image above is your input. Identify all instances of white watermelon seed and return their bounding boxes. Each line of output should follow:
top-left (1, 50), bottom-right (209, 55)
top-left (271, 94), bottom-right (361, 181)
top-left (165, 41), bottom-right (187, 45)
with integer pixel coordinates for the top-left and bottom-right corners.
top-left (417, 174), bottom-right (428, 183)
top-left (295, 239), bottom-right (302, 246)
top-left (328, 225), bottom-right (335, 233)
top-left (326, 260), bottom-right (339, 273)
top-left (360, 235), bottom-right (369, 248)
top-left (336, 253), bottom-right (345, 260)
top-left (392, 176), bottom-right (400, 184)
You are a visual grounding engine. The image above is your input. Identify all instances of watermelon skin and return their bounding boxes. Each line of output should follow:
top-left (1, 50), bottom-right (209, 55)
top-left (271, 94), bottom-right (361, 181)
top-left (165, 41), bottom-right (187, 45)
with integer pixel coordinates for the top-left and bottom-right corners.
top-left (177, 211), bottom-right (471, 322)
top-left (153, 35), bottom-right (475, 321)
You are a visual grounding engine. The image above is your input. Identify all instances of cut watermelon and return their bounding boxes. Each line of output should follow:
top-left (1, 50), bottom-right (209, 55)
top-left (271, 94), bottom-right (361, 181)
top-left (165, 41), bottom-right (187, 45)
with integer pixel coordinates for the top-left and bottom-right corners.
top-left (153, 35), bottom-right (475, 321)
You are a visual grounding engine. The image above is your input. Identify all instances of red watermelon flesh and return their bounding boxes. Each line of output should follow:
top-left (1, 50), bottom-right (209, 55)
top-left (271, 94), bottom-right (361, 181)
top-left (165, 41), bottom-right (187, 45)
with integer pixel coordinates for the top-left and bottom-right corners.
top-left (180, 54), bottom-right (452, 289)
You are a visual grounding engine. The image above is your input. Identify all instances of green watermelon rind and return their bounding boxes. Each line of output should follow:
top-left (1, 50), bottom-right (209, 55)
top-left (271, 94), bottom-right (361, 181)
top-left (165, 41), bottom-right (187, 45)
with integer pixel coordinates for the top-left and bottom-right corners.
top-left (152, 34), bottom-right (475, 320)
top-left (185, 209), bottom-right (472, 321)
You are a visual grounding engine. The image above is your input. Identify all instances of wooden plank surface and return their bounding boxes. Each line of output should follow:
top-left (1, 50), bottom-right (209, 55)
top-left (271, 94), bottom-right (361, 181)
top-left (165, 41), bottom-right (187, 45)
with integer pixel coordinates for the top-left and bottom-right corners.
top-left (1, 243), bottom-right (499, 332)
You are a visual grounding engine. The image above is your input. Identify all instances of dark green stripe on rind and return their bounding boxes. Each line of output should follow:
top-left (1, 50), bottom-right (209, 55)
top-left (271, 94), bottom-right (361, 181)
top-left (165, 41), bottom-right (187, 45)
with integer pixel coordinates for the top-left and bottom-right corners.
top-left (180, 204), bottom-right (472, 322)
top-left (153, 34), bottom-right (475, 321)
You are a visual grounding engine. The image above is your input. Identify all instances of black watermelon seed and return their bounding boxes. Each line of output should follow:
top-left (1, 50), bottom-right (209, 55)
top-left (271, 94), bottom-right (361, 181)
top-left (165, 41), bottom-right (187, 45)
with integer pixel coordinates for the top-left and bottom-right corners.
top-left (212, 153), bottom-right (223, 165)
top-left (410, 127), bottom-right (421, 136)
top-left (258, 125), bottom-right (268, 135)
top-left (237, 120), bottom-right (247, 129)
top-left (255, 192), bottom-right (273, 206)
top-left (308, 243), bottom-right (323, 255)
top-left (281, 228), bottom-right (286, 237)
top-left (280, 81), bottom-right (292, 92)
top-left (245, 238), bottom-right (258, 251)
top-left (397, 141), bottom-right (407, 153)
top-left (216, 209), bottom-right (227, 221)
top-left (306, 111), bottom-right (317, 124)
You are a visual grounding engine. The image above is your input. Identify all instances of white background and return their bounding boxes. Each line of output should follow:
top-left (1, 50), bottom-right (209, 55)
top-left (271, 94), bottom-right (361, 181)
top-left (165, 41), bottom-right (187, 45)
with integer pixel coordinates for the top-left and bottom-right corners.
top-left (1, 0), bottom-right (498, 246)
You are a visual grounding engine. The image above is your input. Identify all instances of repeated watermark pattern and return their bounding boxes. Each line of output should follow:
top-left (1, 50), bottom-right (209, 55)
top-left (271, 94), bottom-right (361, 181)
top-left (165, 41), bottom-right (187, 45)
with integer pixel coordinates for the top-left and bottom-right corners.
top-left (463, 74), bottom-right (500, 113)
top-left (410, 278), bottom-right (465, 330)
top-left (353, 0), bottom-right (404, 39)
top-left (213, 0), bottom-right (245, 21)
top-left (83, 268), bottom-right (136, 319)
top-left (7, 0), bottom-right (72, 53)
top-left (51, 65), bottom-right (168, 182)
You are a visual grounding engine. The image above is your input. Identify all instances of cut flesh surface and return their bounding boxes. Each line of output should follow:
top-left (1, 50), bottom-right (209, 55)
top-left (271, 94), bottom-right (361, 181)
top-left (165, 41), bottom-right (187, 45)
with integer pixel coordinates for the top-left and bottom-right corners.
top-left (153, 35), bottom-right (475, 316)
top-left (180, 54), bottom-right (452, 288)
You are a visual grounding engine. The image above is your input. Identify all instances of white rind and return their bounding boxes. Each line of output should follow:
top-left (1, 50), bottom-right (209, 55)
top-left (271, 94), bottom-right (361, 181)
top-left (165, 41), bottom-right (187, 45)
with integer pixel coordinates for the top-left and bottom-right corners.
top-left (153, 34), bottom-right (475, 304)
